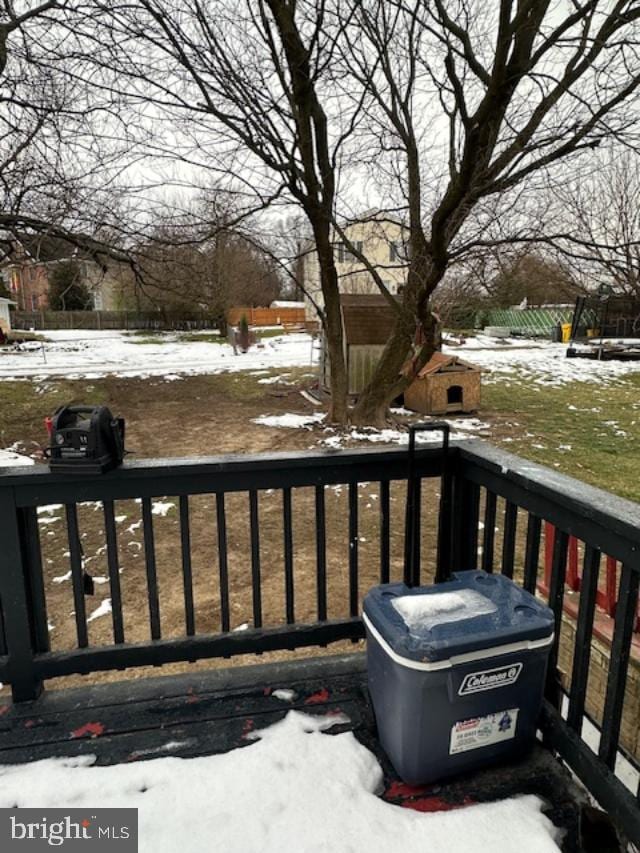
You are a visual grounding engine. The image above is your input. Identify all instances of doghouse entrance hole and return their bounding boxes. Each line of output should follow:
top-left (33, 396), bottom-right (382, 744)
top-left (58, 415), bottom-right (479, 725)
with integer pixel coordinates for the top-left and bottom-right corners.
top-left (447, 385), bottom-right (463, 406)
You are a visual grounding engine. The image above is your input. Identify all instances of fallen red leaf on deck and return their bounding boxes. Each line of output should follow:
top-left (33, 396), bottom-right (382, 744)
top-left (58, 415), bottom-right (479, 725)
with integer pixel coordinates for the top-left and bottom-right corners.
top-left (71, 721), bottom-right (105, 739)
top-left (304, 688), bottom-right (330, 705)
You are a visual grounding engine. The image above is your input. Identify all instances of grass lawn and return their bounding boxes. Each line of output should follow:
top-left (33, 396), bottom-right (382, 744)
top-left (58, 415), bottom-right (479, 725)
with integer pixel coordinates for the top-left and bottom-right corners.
top-left (2, 364), bottom-right (639, 501)
top-left (482, 373), bottom-right (640, 502)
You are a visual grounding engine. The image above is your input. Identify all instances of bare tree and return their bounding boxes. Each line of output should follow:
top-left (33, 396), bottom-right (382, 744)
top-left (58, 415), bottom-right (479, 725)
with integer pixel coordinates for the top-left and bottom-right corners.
top-left (71, 0), bottom-right (361, 421)
top-left (337, 0), bottom-right (640, 424)
top-left (553, 150), bottom-right (640, 295)
top-left (1, 2), bottom-right (137, 273)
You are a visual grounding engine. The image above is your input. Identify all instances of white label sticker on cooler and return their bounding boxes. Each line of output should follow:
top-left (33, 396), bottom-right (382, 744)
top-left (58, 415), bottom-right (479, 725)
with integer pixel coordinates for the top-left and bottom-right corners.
top-left (458, 662), bottom-right (523, 696)
top-left (449, 708), bottom-right (519, 755)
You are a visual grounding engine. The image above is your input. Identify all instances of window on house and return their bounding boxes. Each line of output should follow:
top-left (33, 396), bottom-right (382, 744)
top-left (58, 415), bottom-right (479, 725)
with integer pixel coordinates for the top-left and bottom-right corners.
top-left (389, 241), bottom-right (410, 262)
top-left (335, 241), bottom-right (363, 263)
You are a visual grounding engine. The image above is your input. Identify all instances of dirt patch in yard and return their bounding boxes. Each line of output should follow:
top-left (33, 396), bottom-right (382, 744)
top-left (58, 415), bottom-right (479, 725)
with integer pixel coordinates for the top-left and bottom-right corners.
top-left (1, 369), bottom-right (447, 694)
top-left (0, 368), bottom-right (322, 460)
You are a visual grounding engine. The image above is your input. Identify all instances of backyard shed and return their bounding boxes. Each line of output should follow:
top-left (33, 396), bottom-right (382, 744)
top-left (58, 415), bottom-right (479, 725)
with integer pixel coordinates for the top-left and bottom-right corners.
top-left (0, 297), bottom-right (16, 333)
top-left (321, 294), bottom-right (397, 394)
top-left (404, 352), bottom-right (482, 415)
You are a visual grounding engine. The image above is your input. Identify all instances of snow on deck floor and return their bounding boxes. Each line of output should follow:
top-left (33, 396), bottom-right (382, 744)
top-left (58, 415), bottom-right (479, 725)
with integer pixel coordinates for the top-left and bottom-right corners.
top-left (0, 712), bottom-right (561, 853)
top-left (0, 331), bottom-right (317, 381)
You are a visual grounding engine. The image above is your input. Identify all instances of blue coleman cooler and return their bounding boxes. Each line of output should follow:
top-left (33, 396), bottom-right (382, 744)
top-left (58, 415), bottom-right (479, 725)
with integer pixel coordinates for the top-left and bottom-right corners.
top-left (363, 570), bottom-right (554, 785)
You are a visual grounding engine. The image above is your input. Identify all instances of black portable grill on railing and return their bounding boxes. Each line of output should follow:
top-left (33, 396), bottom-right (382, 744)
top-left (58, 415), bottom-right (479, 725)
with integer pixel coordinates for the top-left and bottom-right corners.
top-left (0, 440), bottom-right (639, 844)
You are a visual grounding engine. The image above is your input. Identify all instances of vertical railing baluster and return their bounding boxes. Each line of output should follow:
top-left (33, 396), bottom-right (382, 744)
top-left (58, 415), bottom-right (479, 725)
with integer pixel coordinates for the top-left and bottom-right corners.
top-left (249, 490), bottom-right (263, 629)
top-left (103, 500), bottom-right (125, 644)
top-left (349, 482), bottom-right (359, 616)
top-left (283, 487), bottom-right (294, 624)
top-left (545, 528), bottom-right (569, 709)
top-left (501, 501), bottom-right (518, 578)
top-left (65, 504), bottom-right (88, 648)
top-left (567, 546), bottom-right (600, 734)
top-left (482, 490), bottom-right (497, 573)
top-left (141, 498), bottom-right (162, 640)
top-left (0, 491), bottom-right (43, 701)
top-left (380, 480), bottom-right (390, 584)
top-left (179, 495), bottom-right (196, 636)
top-left (599, 564), bottom-right (640, 768)
top-left (20, 508), bottom-right (50, 653)
top-left (523, 514), bottom-right (542, 594)
top-left (315, 485), bottom-right (327, 621)
top-left (0, 593), bottom-right (7, 657)
top-left (215, 492), bottom-right (230, 633)
top-left (451, 478), bottom-right (480, 571)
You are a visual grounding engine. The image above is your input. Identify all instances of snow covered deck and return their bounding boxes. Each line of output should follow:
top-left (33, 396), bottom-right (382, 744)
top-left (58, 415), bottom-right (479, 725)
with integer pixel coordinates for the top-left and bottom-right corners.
top-left (0, 654), bottom-right (580, 852)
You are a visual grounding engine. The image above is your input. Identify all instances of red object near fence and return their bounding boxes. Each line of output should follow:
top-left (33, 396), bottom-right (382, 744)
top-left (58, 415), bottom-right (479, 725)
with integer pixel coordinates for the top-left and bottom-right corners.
top-left (542, 522), bottom-right (639, 632)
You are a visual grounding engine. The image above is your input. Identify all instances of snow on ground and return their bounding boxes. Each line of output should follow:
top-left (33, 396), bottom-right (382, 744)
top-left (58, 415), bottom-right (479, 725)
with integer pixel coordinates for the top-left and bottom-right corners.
top-left (0, 330), bottom-right (317, 381)
top-left (253, 412), bottom-right (326, 429)
top-left (0, 711), bottom-right (561, 853)
top-left (319, 417), bottom-right (491, 449)
top-left (1, 329), bottom-right (638, 389)
top-left (86, 598), bottom-right (112, 623)
top-left (445, 336), bottom-right (640, 386)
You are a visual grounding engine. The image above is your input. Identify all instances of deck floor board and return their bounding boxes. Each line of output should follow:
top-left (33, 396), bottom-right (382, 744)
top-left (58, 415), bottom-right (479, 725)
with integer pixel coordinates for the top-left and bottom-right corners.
top-left (0, 654), bottom-right (588, 851)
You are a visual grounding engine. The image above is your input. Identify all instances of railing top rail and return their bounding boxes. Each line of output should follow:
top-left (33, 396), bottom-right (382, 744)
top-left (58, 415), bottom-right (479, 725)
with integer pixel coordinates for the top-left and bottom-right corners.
top-left (0, 444), bottom-right (452, 505)
top-left (459, 440), bottom-right (640, 564)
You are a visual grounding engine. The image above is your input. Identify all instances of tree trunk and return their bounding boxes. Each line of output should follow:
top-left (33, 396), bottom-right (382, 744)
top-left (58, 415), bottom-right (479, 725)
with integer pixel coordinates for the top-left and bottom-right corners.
top-left (352, 312), bottom-right (438, 427)
top-left (354, 249), bottom-right (442, 426)
top-left (313, 223), bottom-right (349, 424)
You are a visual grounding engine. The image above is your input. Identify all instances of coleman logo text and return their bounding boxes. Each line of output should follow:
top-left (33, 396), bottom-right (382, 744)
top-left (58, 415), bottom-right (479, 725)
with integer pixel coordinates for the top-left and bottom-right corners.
top-left (458, 663), bottom-right (523, 696)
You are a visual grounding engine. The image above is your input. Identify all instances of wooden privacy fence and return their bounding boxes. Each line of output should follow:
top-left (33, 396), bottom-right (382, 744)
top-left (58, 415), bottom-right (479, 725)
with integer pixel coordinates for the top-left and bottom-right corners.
top-left (11, 310), bottom-right (219, 331)
top-left (226, 306), bottom-right (305, 327)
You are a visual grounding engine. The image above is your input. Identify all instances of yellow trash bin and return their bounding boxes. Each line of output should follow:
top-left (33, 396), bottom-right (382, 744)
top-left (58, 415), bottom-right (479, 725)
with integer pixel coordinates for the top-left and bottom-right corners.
top-left (561, 323), bottom-right (572, 342)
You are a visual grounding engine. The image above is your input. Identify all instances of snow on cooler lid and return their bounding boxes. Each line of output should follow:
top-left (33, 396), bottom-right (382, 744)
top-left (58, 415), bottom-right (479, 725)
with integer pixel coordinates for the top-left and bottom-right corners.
top-left (363, 570), bottom-right (554, 663)
top-left (392, 589), bottom-right (497, 633)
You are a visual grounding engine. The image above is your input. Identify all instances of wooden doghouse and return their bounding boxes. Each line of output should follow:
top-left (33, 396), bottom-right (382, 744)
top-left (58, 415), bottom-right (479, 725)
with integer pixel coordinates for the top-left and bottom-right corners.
top-left (321, 294), bottom-right (397, 394)
top-left (404, 352), bottom-right (482, 415)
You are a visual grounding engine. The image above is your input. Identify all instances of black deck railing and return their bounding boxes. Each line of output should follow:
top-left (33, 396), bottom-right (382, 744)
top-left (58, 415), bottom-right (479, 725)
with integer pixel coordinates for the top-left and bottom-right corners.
top-left (0, 441), bottom-right (639, 843)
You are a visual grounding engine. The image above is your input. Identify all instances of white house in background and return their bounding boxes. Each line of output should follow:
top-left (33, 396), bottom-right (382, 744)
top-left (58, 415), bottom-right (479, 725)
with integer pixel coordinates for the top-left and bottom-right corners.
top-left (300, 212), bottom-right (410, 320)
top-left (0, 296), bottom-right (16, 333)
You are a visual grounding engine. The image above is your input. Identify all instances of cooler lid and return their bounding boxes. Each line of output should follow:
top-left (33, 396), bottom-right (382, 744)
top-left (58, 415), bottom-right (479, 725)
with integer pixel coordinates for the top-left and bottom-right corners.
top-left (363, 570), bottom-right (554, 664)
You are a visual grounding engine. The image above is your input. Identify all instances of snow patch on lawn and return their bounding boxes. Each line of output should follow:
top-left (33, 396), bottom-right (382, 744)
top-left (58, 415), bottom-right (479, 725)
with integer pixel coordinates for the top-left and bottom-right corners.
top-left (37, 504), bottom-right (63, 514)
top-left (152, 501), bottom-right (175, 517)
top-left (0, 711), bottom-right (561, 853)
top-left (87, 599), bottom-right (112, 623)
top-left (448, 339), bottom-right (640, 387)
top-left (320, 418), bottom-right (491, 449)
top-left (254, 412), bottom-right (326, 429)
top-left (0, 330), bottom-right (316, 381)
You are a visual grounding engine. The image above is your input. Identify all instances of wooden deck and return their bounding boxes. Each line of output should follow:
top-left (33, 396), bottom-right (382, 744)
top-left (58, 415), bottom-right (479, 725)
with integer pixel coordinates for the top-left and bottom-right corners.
top-left (0, 654), bottom-right (590, 850)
